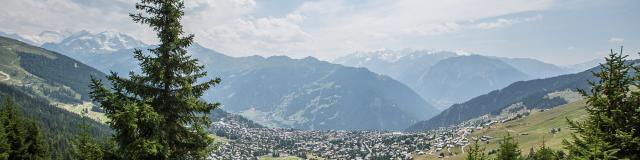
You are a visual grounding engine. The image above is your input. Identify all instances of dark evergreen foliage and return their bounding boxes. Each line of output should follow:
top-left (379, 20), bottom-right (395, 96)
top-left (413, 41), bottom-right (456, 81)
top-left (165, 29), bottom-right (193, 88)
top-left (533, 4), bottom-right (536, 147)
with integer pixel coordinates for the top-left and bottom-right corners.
top-left (496, 133), bottom-right (522, 160)
top-left (0, 83), bottom-right (111, 159)
top-left (0, 121), bottom-right (9, 159)
top-left (564, 48), bottom-right (640, 159)
top-left (72, 122), bottom-right (104, 160)
top-left (525, 138), bottom-right (564, 160)
top-left (90, 0), bottom-right (221, 159)
top-left (0, 97), bottom-right (49, 159)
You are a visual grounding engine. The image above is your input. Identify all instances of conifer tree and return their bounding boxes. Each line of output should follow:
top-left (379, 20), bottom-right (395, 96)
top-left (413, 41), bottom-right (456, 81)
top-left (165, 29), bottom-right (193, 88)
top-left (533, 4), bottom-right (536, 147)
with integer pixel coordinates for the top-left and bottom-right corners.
top-left (496, 133), bottom-right (522, 160)
top-left (23, 121), bottom-right (48, 160)
top-left (0, 119), bottom-right (9, 160)
top-left (563, 47), bottom-right (639, 159)
top-left (466, 138), bottom-right (486, 160)
top-left (90, 0), bottom-right (220, 159)
top-left (0, 97), bottom-right (27, 160)
top-left (0, 97), bottom-right (49, 160)
top-left (72, 122), bottom-right (103, 160)
top-left (532, 139), bottom-right (559, 160)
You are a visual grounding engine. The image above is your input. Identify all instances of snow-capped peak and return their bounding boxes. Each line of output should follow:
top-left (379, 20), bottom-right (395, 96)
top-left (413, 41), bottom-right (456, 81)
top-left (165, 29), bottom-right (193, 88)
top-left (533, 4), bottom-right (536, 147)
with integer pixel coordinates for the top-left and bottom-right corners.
top-left (454, 49), bottom-right (473, 56)
top-left (347, 49), bottom-right (453, 63)
top-left (0, 30), bottom-right (72, 45)
top-left (57, 30), bottom-right (148, 54)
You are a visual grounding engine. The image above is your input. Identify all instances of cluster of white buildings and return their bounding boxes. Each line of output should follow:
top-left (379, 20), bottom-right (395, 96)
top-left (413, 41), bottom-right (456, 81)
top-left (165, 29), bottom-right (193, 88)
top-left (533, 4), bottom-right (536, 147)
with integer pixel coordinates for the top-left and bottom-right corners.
top-left (208, 106), bottom-right (533, 159)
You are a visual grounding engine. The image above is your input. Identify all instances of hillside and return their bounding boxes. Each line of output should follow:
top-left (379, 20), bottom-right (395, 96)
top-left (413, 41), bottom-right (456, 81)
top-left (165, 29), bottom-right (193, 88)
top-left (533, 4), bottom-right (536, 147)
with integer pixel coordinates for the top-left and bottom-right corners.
top-left (0, 36), bottom-right (265, 158)
top-left (472, 100), bottom-right (587, 154)
top-left (0, 35), bottom-right (110, 106)
top-left (43, 32), bottom-right (440, 131)
top-left (0, 83), bottom-right (112, 159)
top-left (0, 36), bottom-right (113, 159)
top-left (406, 61), bottom-right (603, 132)
top-left (414, 99), bottom-right (588, 160)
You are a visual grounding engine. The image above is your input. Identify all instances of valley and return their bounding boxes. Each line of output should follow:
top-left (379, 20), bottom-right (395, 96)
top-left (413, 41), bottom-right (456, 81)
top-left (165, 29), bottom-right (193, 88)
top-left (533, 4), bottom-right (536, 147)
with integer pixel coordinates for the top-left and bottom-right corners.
top-left (209, 90), bottom-right (588, 159)
top-left (0, 33), bottom-right (611, 159)
top-left (2, 0), bottom-right (639, 159)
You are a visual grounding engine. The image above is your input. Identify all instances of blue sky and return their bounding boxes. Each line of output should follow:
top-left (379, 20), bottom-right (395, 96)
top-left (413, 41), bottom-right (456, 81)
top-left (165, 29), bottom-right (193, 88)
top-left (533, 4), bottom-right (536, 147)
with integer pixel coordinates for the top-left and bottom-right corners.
top-left (0, 0), bottom-right (638, 65)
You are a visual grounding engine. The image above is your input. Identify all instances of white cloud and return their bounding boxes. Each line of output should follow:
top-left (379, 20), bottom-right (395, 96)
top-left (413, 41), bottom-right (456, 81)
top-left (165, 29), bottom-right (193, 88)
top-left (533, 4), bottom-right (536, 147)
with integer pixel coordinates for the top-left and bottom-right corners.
top-left (198, 14), bottom-right (312, 57)
top-left (1, 0), bottom-right (558, 60)
top-left (0, 0), bottom-right (256, 44)
top-left (476, 15), bottom-right (543, 29)
top-left (477, 19), bottom-right (514, 29)
top-left (608, 37), bottom-right (624, 43)
top-left (273, 0), bottom-right (555, 59)
top-left (0, 0), bottom-right (140, 42)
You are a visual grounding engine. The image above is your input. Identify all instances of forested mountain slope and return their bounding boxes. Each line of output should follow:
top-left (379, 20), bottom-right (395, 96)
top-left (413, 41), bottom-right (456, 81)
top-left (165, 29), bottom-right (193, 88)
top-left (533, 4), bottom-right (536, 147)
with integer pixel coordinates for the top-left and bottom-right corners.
top-left (406, 61), bottom-right (612, 131)
top-left (43, 33), bottom-right (439, 131)
top-left (0, 36), bottom-right (112, 159)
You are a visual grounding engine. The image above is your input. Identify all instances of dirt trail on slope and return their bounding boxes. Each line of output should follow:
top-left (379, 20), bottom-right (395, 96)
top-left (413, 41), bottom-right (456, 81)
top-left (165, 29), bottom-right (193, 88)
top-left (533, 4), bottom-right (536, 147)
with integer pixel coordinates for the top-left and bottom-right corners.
top-left (0, 71), bottom-right (10, 81)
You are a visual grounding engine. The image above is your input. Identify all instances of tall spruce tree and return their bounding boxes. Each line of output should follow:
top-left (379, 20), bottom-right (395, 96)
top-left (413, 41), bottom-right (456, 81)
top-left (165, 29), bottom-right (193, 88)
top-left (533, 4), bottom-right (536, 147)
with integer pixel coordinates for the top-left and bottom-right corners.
top-left (90, 0), bottom-right (220, 159)
top-left (563, 47), bottom-right (639, 159)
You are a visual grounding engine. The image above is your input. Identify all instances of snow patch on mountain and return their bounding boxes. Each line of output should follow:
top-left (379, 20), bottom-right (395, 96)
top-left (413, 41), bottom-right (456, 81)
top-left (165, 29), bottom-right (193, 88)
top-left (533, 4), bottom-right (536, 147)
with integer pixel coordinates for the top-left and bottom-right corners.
top-left (28, 30), bottom-right (73, 45)
top-left (340, 49), bottom-right (458, 65)
top-left (54, 30), bottom-right (147, 54)
top-left (0, 30), bottom-right (72, 45)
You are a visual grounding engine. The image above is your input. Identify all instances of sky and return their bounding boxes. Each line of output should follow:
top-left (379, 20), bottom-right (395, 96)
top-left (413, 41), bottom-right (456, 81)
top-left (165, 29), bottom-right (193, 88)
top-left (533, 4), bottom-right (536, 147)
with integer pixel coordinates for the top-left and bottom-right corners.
top-left (0, 0), bottom-right (638, 65)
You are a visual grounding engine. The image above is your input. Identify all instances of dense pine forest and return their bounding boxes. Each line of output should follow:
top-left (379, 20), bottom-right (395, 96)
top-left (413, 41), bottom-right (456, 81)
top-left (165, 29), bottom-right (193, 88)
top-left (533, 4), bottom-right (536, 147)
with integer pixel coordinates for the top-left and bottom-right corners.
top-left (0, 83), bottom-right (110, 159)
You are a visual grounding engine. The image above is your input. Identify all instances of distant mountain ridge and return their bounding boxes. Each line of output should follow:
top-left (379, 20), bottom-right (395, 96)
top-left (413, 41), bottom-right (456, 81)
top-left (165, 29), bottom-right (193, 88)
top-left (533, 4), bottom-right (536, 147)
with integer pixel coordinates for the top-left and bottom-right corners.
top-left (334, 50), bottom-right (457, 91)
top-left (416, 55), bottom-right (531, 108)
top-left (42, 30), bottom-right (148, 54)
top-left (40, 32), bottom-right (439, 131)
top-left (498, 57), bottom-right (569, 79)
top-left (0, 30), bottom-right (71, 46)
top-left (335, 50), bottom-right (572, 109)
top-left (405, 61), bottom-right (614, 131)
top-left (563, 58), bottom-right (604, 73)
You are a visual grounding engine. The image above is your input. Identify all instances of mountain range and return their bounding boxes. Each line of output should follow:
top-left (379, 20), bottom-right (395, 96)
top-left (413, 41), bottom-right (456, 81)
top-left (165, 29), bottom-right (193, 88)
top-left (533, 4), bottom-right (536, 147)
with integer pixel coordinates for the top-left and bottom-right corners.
top-left (39, 31), bottom-right (440, 131)
top-left (335, 50), bottom-right (575, 109)
top-left (3, 30), bottom-right (606, 132)
top-left (415, 55), bottom-right (532, 108)
top-left (0, 30), bottom-right (72, 46)
top-left (405, 62), bottom-right (606, 131)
